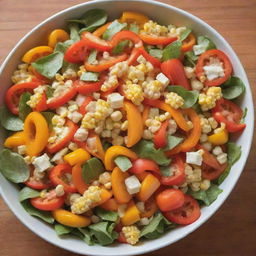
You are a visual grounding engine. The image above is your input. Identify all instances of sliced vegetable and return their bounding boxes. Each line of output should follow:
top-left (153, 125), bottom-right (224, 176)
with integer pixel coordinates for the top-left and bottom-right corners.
top-left (129, 158), bottom-right (160, 175)
top-left (208, 129), bottom-right (229, 145)
top-left (182, 33), bottom-right (196, 52)
top-left (121, 201), bottom-right (140, 226)
top-left (48, 29), bottom-right (69, 48)
top-left (120, 11), bottom-right (149, 27)
top-left (82, 32), bottom-right (112, 51)
top-left (22, 46), bottom-right (53, 64)
top-left (153, 120), bottom-right (168, 149)
top-left (64, 40), bottom-right (88, 63)
top-left (103, 20), bottom-right (127, 40)
top-left (4, 131), bottom-right (25, 148)
top-left (64, 148), bottom-right (91, 166)
top-left (140, 33), bottom-right (177, 46)
top-left (72, 164), bottom-right (88, 194)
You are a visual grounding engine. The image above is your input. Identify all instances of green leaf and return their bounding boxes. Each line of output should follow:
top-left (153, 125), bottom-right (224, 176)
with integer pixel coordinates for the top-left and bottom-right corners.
top-left (132, 140), bottom-right (171, 166)
top-left (0, 106), bottom-right (24, 131)
top-left (41, 111), bottom-right (55, 130)
top-left (227, 142), bottom-right (241, 165)
top-left (54, 42), bottom-right (68, 54)
top-left (69, 23), bottom-right (80, 42)
top-left (179, 28), bottom-right (192, 41)
top-left (78, 228), bottom-right (94, 245)
top-left (149, 49), bottom-right (163, 60)
top-left (221, 76), bottom-right (245, 100)
top-left (114, 156), bottom-right (132, 172)
top-left (62, 61), bottom-right (79, 74)
top-left (241, 107), bottom-right (248, 123)
top-left (80, 72), bottom-right (99, 82)
top-left (19, 187), bottom-right (40, 202)
top-left (167, 85), bottom-right (199, 108)
top-left (162, 41), bottom-right (182, 61)
top-left (112, 40), bottom-right (130, 55)
top-left (54, 224), bottom-right (73, 236)
top-left (89, 222), bottom-right (118, 246)
top-left (18, 92), bottom-right (32, 121)
top-left (160, 165), bottom-right (172, 177)
top-left (21, 200), bottom-right (54, 224)
top-left (87, 50), bottom-right (98, 64)
top-left (217, 164), bottom-right (231, 185)
top-left (184, 51), bottom-right (198, 67)
top-left (45, 86), bottom-right (54, 99)
top-left (129, 23), bottom-right (139, 34)
top-left (0, 149), bottom-right (29, 183)
top-left (32, 51), bottom-right (64, 79)
top-left (73, 9), bottom-right (107, 33)
top-left (102, 20), bottom-right (127, 40)
top-left (164, 135), bottom-right (184, 151)
top-left (82, 157), bottom-right (105, 184)
top-left (95, 207), bottom-right (118, 222)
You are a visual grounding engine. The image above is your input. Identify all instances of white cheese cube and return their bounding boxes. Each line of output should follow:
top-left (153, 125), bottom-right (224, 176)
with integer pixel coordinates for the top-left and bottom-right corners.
top-left (75, 94), bottom-right (87, 106)
top-left (51, 147), bottom-right (69, 163)
top-left (156, 72), bottom-right (170, 87)
top-left (32, 153), bottom-right (52, 172)
top-left (203, 65), bottom-right (225, 81)
top-left (125, 175), bottom-right (141, 195)
top-left (107, 93), bottom-right (124, 109)
top-left (186, 150), bottom-right (203, 166)
top-left (74, 127), bottom-right (88, 142)
top-left (17, 145), bottom-right (26, 155)
top-left (193, 44), bottom-right (206, 55)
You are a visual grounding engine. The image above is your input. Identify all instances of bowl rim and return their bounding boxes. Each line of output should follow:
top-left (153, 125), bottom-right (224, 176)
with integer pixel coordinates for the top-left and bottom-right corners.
top-left (0, 0), bottom-right (254, 255)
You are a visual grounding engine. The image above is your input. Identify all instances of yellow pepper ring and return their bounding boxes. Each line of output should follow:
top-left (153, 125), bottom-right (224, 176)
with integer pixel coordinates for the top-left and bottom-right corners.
top-left (120, 11), bottom-right (149, 28)
top-left (24, 112), bottom-right (49, 157)
top-left (48, 29), bottom-right (70, 48)
top-left (64, 148), bottom-right (91, 166)
top-left (22, 46), bottom-right (53, 64)
top-left (4, 131), bottom-right (26, 148)
top-left (52, 209), bottom-right (91, 228)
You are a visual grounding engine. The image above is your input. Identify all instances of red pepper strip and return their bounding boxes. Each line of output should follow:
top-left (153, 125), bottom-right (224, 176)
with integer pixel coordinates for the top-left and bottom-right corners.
top-left (139, 33), bottom-right (177, 45)
top-left (82, 32), bottom-right (112, 51)
top-left (34, 92), bottom-right (48, 112)
top-left (154, 120), bottom-right (169, 149)
top-left (79, 96), bottom-right (93, 115)
top-left (110, 30), bottom-right (143, 48)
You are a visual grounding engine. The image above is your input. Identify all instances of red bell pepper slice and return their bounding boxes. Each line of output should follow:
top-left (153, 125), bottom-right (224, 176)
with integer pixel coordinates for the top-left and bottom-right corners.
top-left (139, 33), bottom-right (177, 45)
top-left (79, 96), bottom-right (94, 115)
top-left (64, 40), bottom-right (88, 63)
top-left (110, 30), bottom-right (142, 48)
top-left (82, 32), bottom-right (112, 51)
top-left (129, 158), bottom-right (160, 175)
top-left (153, 120), bottom-right (169, 149)
top-left (34, 92), bottom-right (48, 112)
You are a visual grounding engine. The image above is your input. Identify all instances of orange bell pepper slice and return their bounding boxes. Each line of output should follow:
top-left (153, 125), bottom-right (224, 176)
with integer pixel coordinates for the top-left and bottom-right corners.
top-left (48, 29), bottom-right (69, 48)
top-left (123, 101), bottom-right (143, 147)
top-left (120, 11), bottom-right (149, 27)
top-left (23, 112), bottom-right (49, 157)
top-left (121, 200), bottom-right (140, 226)
top-left (64, 148), bottom-right (91, 166)
top-left (181, 33), bottom-right (196, 52)
top-left (4, 131), bottom-right (26, 148)
top-left (22, 46), bottom-right (53, 64)
top-left (141, 197), bottom-right (158, 218)
top-left (98, 188), bottom-right (113, 205)
top-left (142, 105), bottom-right (150, 127)
top-left (136, 173), bottom-right (160, 202)
top-left (72, 164), bottom-right (88, 195)
top-left (104, 145), bottom-right (138, 171)
top-left (92, 22), bottom-right (112, 37)
top-left (85, 132), bottom-right (105, 161)
top-left (111, 167), bottom-right (132, 204)
top-left (143, 98), bottom-right (190, 132)
top-left (166, 108), bottom-right (201, 156)
top-left (100, 198), bottom-right (118, 211)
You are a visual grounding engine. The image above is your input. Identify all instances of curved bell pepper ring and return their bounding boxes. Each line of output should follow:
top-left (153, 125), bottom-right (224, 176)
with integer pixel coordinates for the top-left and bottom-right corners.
top-left (48, 29), bottom-right (69, 48)
top-left (64, 148), bottom-right (91, 166)
top-left (22, 46), bottom-right (53, 64)
top-left (119, 11), bottom-right (149, 27)
top-left (4, 131), bottom-right (26, 148)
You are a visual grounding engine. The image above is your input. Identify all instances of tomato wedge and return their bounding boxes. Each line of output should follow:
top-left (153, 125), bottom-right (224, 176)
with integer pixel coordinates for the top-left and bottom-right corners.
top-left (49, 163), bottom-right (77, 193)
top-left (47, 120), bottom-right (78, 154)
top-left (139, 33), bottom-right (177, 45)
top-left (30, 189), bottom-right (65, 211)
top-left (196, 49), bottom-right (232, 86)
top-left (129, 158), bottom-right (160, 175)
top-left (5, 81), bottom-right (42, 115)
top-left (79, 96), bottom-right (94, 115)
top-left (163, 195), bottom-right (201, 225)
top-left (212, 98), bottom-right (246, 133)
top-left (64, 40), bottom-right (88, 63)
top-left (34, 92), bottom-right (48, 112)
top-left (160, 154), bottom-right (185, 186)
top-left (154, 120), bottom-right (169, 149)
top-left (82, 32), bottom-right (112, 51)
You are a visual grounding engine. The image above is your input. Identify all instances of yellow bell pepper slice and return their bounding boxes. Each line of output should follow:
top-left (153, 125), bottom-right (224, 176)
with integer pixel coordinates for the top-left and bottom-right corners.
top-left (85, 132), bottom-right (105, 161)
top-left (64, 148), bottom-right (91, 166)
top-left (48, 29), bottom-right (70, 48)
top-left (23, 112), bottom-right (49, 157)
top-left (123, 101), bottom-right (143, 148)
top-left (104, 145), bottom-right (138, 171)
top-left (121, 201), bottom-right (141, 226)
top-left (52, 209), bottom-right (91, 228)
top-left (136, 173), bottom-right (160, 202)
top-left (111, 167), bottom-right (132, 204)
top-left (22, 46), bottom-right (53, 64)
top-left (208, 129), bottom-right (229, 145)
top-left (4, 131), bottom-right (26, 148)
top-left (120, 11), bottom-right (149, 27)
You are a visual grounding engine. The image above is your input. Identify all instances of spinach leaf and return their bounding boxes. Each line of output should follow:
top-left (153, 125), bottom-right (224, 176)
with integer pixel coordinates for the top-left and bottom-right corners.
top-left (72, 9), bottom-right (107, 33)
top-left (19, 187), bottom-right (40, 202)
top-left (193, 35), bottom-right (216, 56)
top-left (184, 51), bottom-right (198, 67)
top-left (54, 223), bottom-right (73, 236)
top-left (82, 157), bottom-right (105, 184)
top-left (87, 50), bottom-right (98, 64)
top-left (129, 23), bottom-right (139, 34)
top-left (21, 200), bottom-right (54, 224)
top-left (241, 107), bottom-right (248, 123)
top-left (45, 86), bottom-right (54, 98)
top-left (0, 106), bottom-right (24, 131)
top-left (164, 135), bottom-right (183, 151)
top-left (0, 149), bottom-right (29, 183)
top-left (41, 111), bottom-right (55, 130)
top-left (69, 23), bottom-right (80, 42)
top-left (167, 85), bottom-right (199, 108)
top-left (95, 207), bottom-right (118, 222)
top-left (112, 40), bottom-right (130, 55)
top-left (149, 49), bottom-right (163, 60)
top-left (162, 41), bottom-right (182, 61)
top-left (80, 72), bottom-right (99, 82)
top-left (89, 222), bottom-right (118, 246)
top-left (77, 228), bottom-right (94, 245)
top-left (179, 28), bottom-right (192, 41)
top-left (32, 51), bottom-right (64, 79)
top-left (221, 76), bottom-right (245, 100)
top-left (114, 156), bottom-right (132, 172)
top-left (132, 140), bottom-right (171, 166)
top-left (217, 164), bottom-right (231, 185)
top-left (18, 92), bottom-right (32, 121)
top-left (54, 42), bottom-right (68, 54)
top-left (102, 20), bottom-right (127, 40)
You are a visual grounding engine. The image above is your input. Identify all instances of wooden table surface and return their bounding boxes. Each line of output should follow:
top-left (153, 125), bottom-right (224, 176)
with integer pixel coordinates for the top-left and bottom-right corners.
top-left (0, 0), bottom-right (255, 255)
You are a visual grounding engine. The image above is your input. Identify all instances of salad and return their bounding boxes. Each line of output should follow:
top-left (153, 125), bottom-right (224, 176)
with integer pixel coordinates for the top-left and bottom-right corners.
top-left (0, 9), bottom-right (246, 246)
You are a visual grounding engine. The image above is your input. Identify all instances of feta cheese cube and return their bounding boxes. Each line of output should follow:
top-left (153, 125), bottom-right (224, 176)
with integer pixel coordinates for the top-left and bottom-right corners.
top-left (156, 72), bottom-right (170, 87)
top-left (193, 44), bottom-right (206, 55)
top-left (74, 127), bottom-right (88, 142)
top-left (32, 153), bottom-right (52, 172)
top-left (17, 145), bottom-right (26, 155)
top-left (75, 94), bottom-right (87, 106)
top-left (203, 65), bottom-right (225, 81)
top-left (186, 150), bottom-right (203, 166)
top-left (107, 93), bottom-right (124, 109)
top-left (125, 175), bottom-right (141, 195)
top-left (51, 147), bottom-right (69, 163)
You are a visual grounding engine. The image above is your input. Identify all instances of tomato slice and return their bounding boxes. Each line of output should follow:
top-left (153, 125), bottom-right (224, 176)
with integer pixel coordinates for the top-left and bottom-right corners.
top-left (212, 98), bottom-right (246, 133)
top-left (154, 120), bottom-right (169, 149)
top-left (47, 85), bottom-right (77, 109)
top-left (82, 32), bottom-right (112, 51)
top-left (129, 158), bottom-right (160, 175)
top-left (47, 120), bottom-right (78, 154)
top-left (30, 189), bottom-right (65, 211)
top-left (195, 49), bottom-right (232, 86)
top-left (64, 40), bottom-right (88, 63)
top-left (49, 163), bottom-right (77, 193)
top-left (163, 195), bottom-right (201, 225)
top-left (110, 30), bottom-right (142, 48)
top-left (79, 96), bottom-right (94, 115)
top-left (5, 81), bottom-right (42, 115)
top-left (139, 33), bottom-right (177, 45)
top-left (34, 92), bottom-right (48, 112)
top-left (161, 59), bottom-right (191, 90)
top-left (160, 154), bottom-right (185, 186)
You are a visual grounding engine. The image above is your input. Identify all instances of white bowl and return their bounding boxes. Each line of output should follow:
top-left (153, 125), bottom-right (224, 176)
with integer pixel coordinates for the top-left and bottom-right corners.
top-left (0, 0), bottom-right (254, 255)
